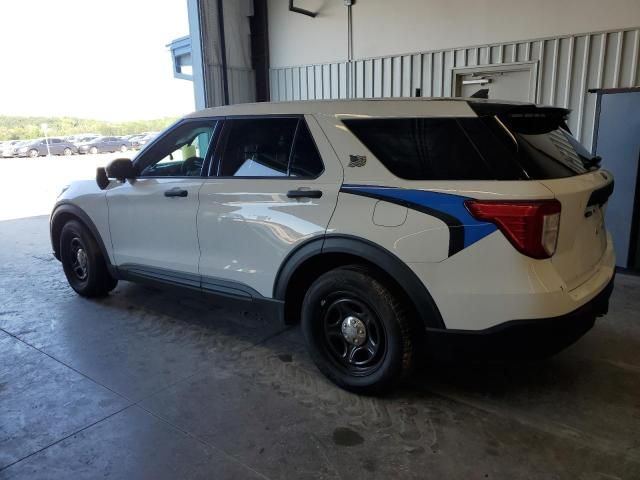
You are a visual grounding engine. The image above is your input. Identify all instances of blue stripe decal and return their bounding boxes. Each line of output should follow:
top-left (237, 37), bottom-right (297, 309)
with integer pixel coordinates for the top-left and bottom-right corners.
top-left (341, 184), bottom-right (497, 250)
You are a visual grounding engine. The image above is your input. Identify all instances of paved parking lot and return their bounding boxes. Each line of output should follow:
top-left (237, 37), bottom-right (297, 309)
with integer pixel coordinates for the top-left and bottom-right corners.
top-left (0, 159), bottom-right (639, 478)
top-left (0, 153), bottom-right (133, 221)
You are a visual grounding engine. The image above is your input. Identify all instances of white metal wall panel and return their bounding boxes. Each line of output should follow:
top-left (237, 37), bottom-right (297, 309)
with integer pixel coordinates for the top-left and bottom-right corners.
top-left (269, 28), bottom-right (640, 148)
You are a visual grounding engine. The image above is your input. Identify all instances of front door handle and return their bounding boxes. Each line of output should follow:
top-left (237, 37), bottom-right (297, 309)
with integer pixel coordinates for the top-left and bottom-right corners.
top-left (287, 189), bottom-right (323, 199)
top-left (164, 188), bottom-right (188, 198)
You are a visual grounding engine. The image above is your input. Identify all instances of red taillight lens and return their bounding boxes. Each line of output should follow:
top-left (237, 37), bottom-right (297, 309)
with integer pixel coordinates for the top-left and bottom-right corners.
top-left (465, 199), bottom-right (561, 259)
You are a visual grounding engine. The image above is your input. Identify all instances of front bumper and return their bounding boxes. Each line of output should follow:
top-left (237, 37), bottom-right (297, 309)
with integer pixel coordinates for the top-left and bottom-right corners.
top-left (427, 275), bottom-right (615, 362)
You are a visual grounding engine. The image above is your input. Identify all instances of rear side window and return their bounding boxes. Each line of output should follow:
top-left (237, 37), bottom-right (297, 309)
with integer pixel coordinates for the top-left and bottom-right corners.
top-left (344, 114), bottom-right (591, 180)
top-left (216, 118), bottom-right (324, 178)
top-left (343, 118), bottom-right (500, 180)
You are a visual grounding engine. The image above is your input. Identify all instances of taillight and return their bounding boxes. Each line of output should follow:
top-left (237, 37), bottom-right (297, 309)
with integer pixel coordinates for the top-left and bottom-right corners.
top-left (465, 199), bottom-right (561, 259)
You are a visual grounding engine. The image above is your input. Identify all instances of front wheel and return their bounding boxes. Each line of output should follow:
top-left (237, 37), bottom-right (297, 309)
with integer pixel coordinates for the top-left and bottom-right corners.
top-left (29, 149), bottom-right (39, 157)
top-left (120, 144), bottom-right (127, 152)
top-left (301, 265), bottom-right (415, 394)
top-left (89, 146), bottom-right (98, 154)
top-left (60, 220), bottom-right (117, 297)
top-left (63, 147), bottom-right (72, 156)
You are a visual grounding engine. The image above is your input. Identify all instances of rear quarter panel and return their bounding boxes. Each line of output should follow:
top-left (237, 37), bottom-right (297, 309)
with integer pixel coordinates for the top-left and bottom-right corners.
top-left (314, 112), bottom-right (589, 330)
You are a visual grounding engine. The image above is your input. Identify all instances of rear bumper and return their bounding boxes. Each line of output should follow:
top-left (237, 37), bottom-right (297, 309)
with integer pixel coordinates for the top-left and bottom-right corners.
top-left (427, 274), bottom-right (615, 362)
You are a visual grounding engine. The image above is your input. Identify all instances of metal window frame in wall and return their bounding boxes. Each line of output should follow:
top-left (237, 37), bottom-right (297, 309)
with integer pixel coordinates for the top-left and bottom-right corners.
top-left (452, 62), bottom-right (539, 102)
top-left (269, 27), bottom-right (640, 148)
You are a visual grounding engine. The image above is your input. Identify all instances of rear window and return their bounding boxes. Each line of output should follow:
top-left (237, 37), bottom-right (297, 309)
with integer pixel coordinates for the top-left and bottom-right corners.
top-left (343, 111), bottom-right (592, 181)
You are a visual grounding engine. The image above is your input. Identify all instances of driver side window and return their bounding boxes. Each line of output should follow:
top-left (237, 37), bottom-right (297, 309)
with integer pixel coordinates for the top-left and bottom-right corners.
top-left (138, 120), bottom-right (218, 177)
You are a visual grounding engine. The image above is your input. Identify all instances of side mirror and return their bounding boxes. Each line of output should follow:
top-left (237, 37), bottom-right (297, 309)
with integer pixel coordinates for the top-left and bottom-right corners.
top-left (96, 167), bottom-right (109, 190)
top-left (106, 158), bottom-right (136, 181)
top-left (97, 158), bottom-right (136, 190)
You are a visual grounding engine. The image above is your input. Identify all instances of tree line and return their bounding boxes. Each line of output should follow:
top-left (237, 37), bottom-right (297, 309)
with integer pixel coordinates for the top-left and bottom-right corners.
top-left (0, 116), bottom-right (178, 141)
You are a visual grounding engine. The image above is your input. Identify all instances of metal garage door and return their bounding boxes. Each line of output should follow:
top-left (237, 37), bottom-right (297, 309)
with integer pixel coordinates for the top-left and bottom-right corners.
top-left (592, 88), bottom-right (640, 269)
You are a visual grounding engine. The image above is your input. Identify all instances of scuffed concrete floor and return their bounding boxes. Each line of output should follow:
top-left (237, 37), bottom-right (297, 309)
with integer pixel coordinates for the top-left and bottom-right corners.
top-left (1, 215), bottom-right (639, 479)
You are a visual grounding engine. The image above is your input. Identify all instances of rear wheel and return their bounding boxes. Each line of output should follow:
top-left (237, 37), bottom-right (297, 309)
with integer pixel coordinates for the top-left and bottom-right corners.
top-left (120, 144), bottom-right (127, 152)
top-left (301, 265), bottom-right (415, 394)
top-left (60, 220), bottom-right (117, 297)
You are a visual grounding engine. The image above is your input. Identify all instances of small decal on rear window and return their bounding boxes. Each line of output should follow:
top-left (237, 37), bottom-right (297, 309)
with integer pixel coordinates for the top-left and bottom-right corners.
top-left (348, 154), bottom-right (367, 167)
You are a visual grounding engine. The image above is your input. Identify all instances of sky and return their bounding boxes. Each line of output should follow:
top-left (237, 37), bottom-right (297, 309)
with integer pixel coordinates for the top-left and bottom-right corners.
top-left (0, 0), bottom-right (195, 121)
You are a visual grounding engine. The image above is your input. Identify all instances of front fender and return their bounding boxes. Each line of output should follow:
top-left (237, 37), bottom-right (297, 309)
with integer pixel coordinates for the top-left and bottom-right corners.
top-left (50, 180), bottom-right (113, 267)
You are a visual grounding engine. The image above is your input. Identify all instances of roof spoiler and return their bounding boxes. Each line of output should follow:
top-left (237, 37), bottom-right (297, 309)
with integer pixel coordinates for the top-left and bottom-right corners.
top-left (468, 103), bottom-right (571, 134)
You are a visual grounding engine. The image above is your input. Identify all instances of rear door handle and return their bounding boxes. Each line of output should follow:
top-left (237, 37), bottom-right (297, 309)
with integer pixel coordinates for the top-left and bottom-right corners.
top-left (287, 189), bottom-right (323, 199)
top-left (164, 188), bottom-right (188, 198)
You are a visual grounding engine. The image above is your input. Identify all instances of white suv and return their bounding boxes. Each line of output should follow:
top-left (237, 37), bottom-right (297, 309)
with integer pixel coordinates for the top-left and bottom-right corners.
top-left (51, 99), bottom-right (615, 393)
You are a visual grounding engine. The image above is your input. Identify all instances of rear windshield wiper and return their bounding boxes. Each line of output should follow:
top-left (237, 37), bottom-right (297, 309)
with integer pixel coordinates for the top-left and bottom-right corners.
top-left (583, 155), bottom-right (602, 170)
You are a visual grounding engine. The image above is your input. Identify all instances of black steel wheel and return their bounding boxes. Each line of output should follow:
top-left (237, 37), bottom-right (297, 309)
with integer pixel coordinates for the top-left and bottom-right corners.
top-left (320, 294), bottom-right (386, 375)
top-left (302, 265), bottom-right (415, 394)
top-left (60, 220), bottom-right (117, 297)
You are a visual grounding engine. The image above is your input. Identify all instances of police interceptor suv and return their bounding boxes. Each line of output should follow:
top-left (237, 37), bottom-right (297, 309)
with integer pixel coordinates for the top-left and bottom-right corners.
top-left (51, 99), bottom-right (615, 393)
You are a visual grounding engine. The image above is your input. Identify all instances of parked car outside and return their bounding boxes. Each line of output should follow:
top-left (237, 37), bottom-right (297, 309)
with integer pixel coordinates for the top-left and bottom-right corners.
top-left (77, 136), bottom-right (131, 154)
top-left (16, 138), bottom-right (78, 157)
top-left (1, 140), bottom-right (24, 157)
top-left (50, 99), bottom-right (615, 394)
top-left (67, 134), bottom-right (101, 145)
top-left (125, 134), bottom-right (146, 150)
top-left (136, 132), bottom-right (158, 149)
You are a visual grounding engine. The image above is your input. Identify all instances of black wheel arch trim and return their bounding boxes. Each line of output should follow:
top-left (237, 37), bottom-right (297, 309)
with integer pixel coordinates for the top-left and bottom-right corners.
top-left (273, 234), bottom-right (446, 330)
top-left (50, 202), bottom-right (116, 277)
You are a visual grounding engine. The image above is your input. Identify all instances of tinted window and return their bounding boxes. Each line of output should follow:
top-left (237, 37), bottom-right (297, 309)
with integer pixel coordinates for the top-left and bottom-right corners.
top-left (137, 120), bottom-right (217, 177)
top-left (217, 118), bottom-right (298, 177)
top-left (343, 118), bottom-right (496, 180)
top-left (344, 116), bottom-right (591, 180)
top-left (457, 117), bottom-right (526, 179)
top-left (290, 121), bottom-right (324, 177)
top-left (516, 129), bottom-right (589, 178)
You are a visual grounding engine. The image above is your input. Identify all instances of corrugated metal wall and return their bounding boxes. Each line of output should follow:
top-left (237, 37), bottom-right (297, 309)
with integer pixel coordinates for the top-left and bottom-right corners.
top-left (269, 27), bottom-right (640, 149)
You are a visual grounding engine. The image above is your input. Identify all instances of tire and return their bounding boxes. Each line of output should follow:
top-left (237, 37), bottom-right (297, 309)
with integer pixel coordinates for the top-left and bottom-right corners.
top-left (29, 149), bottom-right (39, 157)
top-left (301, 265), bottom-right (415, 394)
top-left (59, 220), bottom-right (117, 297)
top-left (120, 144), bottom-right (127, 152)
top-left (63, 147), bottom-right (72, 156)
top-left (89, 146), bottom-right (98, 154)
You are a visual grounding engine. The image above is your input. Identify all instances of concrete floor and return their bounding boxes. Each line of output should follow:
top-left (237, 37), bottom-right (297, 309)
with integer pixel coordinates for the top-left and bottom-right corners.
top-left (1, 215), bottom-right (639, 479)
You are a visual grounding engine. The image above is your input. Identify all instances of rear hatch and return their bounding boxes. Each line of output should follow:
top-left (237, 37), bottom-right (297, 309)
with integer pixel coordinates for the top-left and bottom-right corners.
top-left (485, 105), bottom-right (614, 290)
top-left (539, 170), bottom-right (612, 289)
